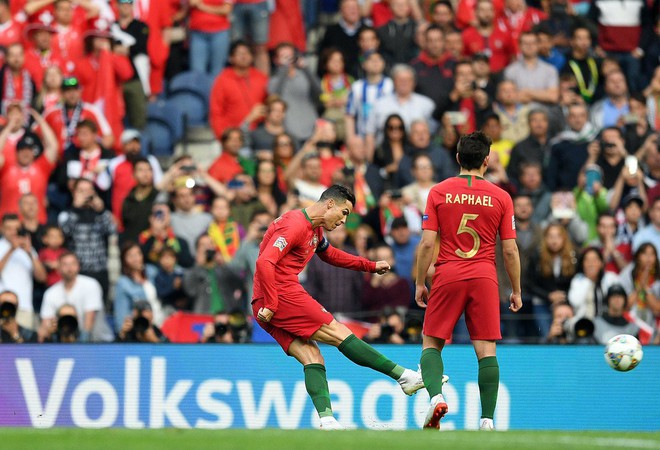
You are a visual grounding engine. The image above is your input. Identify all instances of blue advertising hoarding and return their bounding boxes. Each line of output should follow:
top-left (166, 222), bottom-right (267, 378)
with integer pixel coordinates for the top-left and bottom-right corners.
top-left (0, 345), bottom-right (657, 430)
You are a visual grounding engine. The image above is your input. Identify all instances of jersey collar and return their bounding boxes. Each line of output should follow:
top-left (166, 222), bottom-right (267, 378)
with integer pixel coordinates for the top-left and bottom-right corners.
top-left (301, 209), bottom-right (314, 225)
top-left (457, 174), bottom-right (484, 187)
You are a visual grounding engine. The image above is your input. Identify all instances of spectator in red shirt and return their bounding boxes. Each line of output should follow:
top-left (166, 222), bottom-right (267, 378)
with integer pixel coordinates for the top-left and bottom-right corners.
top-left (0, 43), bottom-right (36, 118)
top-left (455, 0), bottom-right (504, 30)
top-left (462, 0), bottom-right (515, 73)
top-left (75, 19), bottom-right (134, 151)
top-left (208, 127), bottom-right (248, 184)
top-left (0, 107), bottom-right (58, 224)
top-left (0, 101), bottom-right (30, 168)
top-left (51, 0), bottom-right (96, 73)
top-left (209, 40), bottom-right (268, 139)
top-left (189, 0), bottom-right (233, 78)
top-left (23, 13), bottom-right (62, 93)
top-left (43, 76), bottom-right (114, 156)
top-left (108, 129), bottom-right (163, 227)
top-left (499, 0), bottom-right (546, 55)
top-left (0, 0), bottom-right (25, 57)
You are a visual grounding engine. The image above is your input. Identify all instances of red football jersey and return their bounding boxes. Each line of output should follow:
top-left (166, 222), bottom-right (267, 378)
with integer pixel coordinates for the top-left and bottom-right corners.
top-left (0, 155), bottom-right (55, 224)
top-left (253, 210), bottom-right (324, 306)
top-left (461, 26), bottom-right (515, 73)
top-left (423, 175), bottom-right (515, 285)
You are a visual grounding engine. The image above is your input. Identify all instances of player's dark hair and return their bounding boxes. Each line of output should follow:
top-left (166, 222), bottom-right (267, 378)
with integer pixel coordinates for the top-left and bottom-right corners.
top-left (576, 247), bottom-right (604, 278)
top-left (320, 184), bottom-right (356, 207)
top-left (457, 131), bottom-right (491, 170)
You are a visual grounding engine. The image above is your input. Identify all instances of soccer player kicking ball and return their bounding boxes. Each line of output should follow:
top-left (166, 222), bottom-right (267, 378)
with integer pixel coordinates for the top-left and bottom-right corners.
top-left (253, 185), bottom-right (425, 430)
top-left (415, 132), bottom-right (522, 430)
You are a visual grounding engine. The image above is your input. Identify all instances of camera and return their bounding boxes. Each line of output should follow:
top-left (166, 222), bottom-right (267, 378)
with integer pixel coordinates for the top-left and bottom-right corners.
top-left (562, 316), bottom-right (595, 343)
top-left (227, 179), bottom-right (245, 189)
top-left (153, 210), bottom-right (165, 220)
top-left (180, 164), bottom-right (197, 173)
top-left (0, 301), bottom-right (17, 320)
top-left (57, 314), bottom-right (79, 339)
top-left (16, 228), bottom-right (28, 237)
top-left (132, 316), bottom-right (150, 335)
top-left (205, 248), bottom-right (217, 263)
top-left (214, 323), bottom-right (229, 337)
top-left (258, 225), bottom-right (269, 233)
top-left (389, 189), bottom-right (403, 200)
top-left (600, 141), bottom-right (616, 152)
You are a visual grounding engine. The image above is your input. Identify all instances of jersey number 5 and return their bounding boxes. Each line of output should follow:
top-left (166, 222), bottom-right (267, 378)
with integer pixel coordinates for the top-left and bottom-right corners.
top-left (455, 213), bottom-right (480, 258)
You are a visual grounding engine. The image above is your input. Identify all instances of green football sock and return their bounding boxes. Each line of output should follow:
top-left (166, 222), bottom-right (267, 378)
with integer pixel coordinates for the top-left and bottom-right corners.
top-left (420, 348), bottom-right (444, 398)
top-left (478, 356), bottom-right (499, 420)
top-left (338, 334), bottom-right (405, 379)
top-left (304, 364), bottom-right (333, 418)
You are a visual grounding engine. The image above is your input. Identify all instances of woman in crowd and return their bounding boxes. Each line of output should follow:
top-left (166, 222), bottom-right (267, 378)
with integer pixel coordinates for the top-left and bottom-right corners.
top-left (113, 242), bottom-right (163, 333)
top-left (373, 114), bottom-right (408, 189)
top-left (619, 243), bottom-right (660, 331)
top-left (568, 247), bottom-right (620, 320)
top-left (526, 223), bottom-right (577, 338)
top-left (253, 159), bottom-right (287, 216)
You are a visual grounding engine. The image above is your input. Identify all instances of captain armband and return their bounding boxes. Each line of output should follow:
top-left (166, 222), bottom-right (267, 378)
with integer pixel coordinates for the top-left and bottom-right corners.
top-left (316, 237), bottom-right (330, 253)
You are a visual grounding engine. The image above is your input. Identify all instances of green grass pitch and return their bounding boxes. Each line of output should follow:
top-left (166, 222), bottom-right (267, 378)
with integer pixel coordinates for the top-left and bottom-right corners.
top-left (3, 429), bottom-right (659, 450)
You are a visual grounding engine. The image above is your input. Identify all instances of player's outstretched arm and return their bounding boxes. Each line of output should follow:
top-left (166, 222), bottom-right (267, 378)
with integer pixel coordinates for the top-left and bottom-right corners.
top-left (502, 238), bottom-right (523, 312)
top-left (316, 238), bottom-right (378, 273)
top-left (414, 230), bottom-right (437, 308)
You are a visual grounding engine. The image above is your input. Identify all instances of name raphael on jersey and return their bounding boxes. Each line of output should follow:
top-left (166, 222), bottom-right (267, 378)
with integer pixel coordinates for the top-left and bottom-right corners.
top-left (445, 193), bottom-right (494, 207)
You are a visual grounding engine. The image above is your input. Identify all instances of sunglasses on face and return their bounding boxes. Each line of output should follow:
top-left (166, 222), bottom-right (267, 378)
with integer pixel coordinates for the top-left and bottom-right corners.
top-left (387, 124), bottom-right (404, 131)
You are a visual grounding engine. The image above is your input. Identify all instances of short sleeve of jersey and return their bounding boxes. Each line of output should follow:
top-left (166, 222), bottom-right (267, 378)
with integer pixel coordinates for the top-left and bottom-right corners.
top-left (498, 193), bottom-right (516, 240)
top-left (422, 189), bottom-right (439, 231)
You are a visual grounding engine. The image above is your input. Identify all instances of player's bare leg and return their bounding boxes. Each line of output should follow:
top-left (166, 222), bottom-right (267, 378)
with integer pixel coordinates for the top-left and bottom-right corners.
top-left (288, 338), bottom-right (343, 430)
top-left (473, 339), bottom-right (498, 430)
top-left (312, 319), bottom-right (425, 395)
top-left (421, 335), bottom-right (449, 429)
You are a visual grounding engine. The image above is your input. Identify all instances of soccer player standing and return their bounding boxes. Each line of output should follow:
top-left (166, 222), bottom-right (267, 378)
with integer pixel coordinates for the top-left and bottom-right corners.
top-left (254, 185), bottom-right (426, 429)
top-left (415, 132), bottom-right (522, 430)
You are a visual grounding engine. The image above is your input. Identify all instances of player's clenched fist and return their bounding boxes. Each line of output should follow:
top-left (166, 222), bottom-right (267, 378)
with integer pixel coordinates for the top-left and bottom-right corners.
top-left (415, 284), bottom-right (429, 309)
top-left (257, 307), bottom-right (274, 322)
top-left (375, 260), bottom-right (391, 275)
top-left (509, 292), bottom-right (523, 312)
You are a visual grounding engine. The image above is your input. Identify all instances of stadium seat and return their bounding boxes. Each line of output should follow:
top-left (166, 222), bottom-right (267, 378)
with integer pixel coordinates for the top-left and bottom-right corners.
top-left (168, 91), bottom-right (207, 127)
top-left (144, 121), bottom-right (174, 157)
top-left (147, 100), bottom-right (184, 141)
top-left (168, 70), bottom-right (213, 104)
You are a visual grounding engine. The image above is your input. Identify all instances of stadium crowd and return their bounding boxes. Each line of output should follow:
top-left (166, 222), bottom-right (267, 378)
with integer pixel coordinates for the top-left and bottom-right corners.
top-left (0, 0), bottom-right (658, 346)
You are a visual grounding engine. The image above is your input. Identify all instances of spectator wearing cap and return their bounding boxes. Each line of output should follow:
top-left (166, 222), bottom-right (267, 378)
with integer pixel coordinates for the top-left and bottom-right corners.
top-left (593, 284), bottom-right (641, 344)
top-left (345, 51), bottom-right (393, 140)
top-left (503, 31), bottom-right (559, 105)
top-left (108, 129), bottom-right (163, 227)
top-left (115, 0), bottom-right (150, 131)
top-left (409, 25), bottom-right (455, 122)
top-left (0, 43), bottom-right (36, 116)
top-left (317, 0), bottom-right (366, 79)
top-left (23, 12), bottom-right (61, 92)
top-left (43, 76), bottom-right (114, 156)
top-left (210, 40), bottom-right (268, 140)
top-left (0, 108), bottom-right (58, 223)
top-left (74, 17), bottom-right (134, 151)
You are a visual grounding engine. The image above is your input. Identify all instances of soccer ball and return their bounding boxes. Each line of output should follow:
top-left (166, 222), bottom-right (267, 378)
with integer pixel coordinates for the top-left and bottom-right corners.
top-left (604, 334), bottom-right (643, 372)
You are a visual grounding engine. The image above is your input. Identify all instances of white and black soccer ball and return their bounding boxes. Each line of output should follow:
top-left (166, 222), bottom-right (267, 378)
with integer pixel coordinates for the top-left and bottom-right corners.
top-left (604, 334), bottom-right (643, 372)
